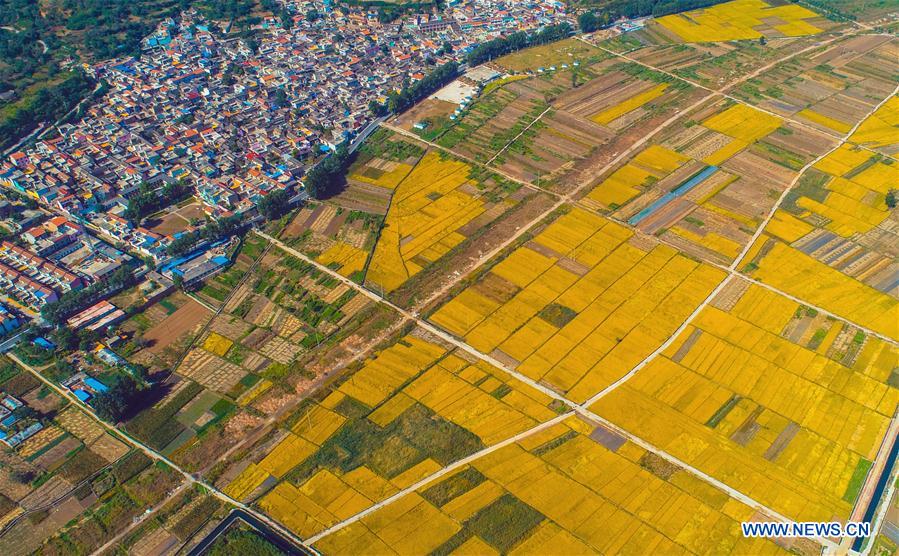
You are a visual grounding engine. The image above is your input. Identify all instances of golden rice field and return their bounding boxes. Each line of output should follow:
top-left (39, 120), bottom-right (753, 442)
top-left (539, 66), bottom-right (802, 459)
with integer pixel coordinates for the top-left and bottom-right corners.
top-left (793, 146), bottom-right (897, 237)
top-left (850, 95), bottom-right (899, 151)
top-left (367, 151), bottom-right (486, 292)
top-left (348, 161), bottom-right (414, 190)
top-left (430, 208), bottom-right (726, 402)
top-left (592, 283), bottom-right (898, 523)
top-left (656, 0), bottom-right (822, 43)
top-left (797, 109), bottom-right (853, 134)
top-left (743, 238), bottom-right (897, 338)
top-left (591, 84), bottom-right (669, 126)
top-left (314, 415), bottom-right (785, 555)
top-left (701, 103), bottom-right (782, 165)
top-left (316, 241), bottom-right (369, 278)
top-left (585, 145), bottom-right (689, 209)
top-left (202, 332), bottom-right (233, 357)
top-left (226, 334), bottom-right (559, 539)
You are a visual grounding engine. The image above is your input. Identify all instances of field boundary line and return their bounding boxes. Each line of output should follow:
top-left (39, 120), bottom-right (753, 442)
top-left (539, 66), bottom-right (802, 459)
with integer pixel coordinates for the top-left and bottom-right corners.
top-left (485, 104), bottom-right (554, 165)
top-left (385, 86), bottom-right (720, 312)
top-left (305, 412), bottom-right (574, 544)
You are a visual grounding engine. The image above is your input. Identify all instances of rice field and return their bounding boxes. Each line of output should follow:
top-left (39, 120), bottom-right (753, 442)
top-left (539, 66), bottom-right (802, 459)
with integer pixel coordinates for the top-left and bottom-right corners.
top-left (582, 99), bottom-right (810, 265)
top-left (222, 333), bottom-right (560, 539)
top-left (430, 207), bottom-right (726, 402)
top-left (742, 238), bottom-right (897, 339)
top-left (313, 415), bottom-right (789, 555)
top-left (655, 0), bottom-right (823, 43)
top-left (591, 281), bottom-right (898, 524)
top-left (366, 152), bottom-right (493, 292)
top-left (850, 95), bottom-right (899, 154)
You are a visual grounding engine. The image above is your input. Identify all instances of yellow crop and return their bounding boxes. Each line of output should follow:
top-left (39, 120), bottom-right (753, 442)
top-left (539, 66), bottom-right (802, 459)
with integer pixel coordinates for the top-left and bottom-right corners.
top-left (765, 210), bottom-right (813, 242)
top-left (367, 151), bottom-right (485, 292)
top-left (316, 242), bottom-right (368, 278)
top-left (591, 84), bottom-right (668, 125)
top-left (258, 432), bottom-right (316, 477)
top-left (798, 109), bottom-right (852, 133)
top-left (850, 95), bottom-right (899, 149)
top-left (431, 208), bottom-right (726, 402)
top-left (202, 332), bottom-right (233, 356)
top-left (593, 283), bottom-right (897, 524)
top-left (747, 240), bottom-right (897, 337)
top-left (703, 104), bottom-right (782, 143)
top-left (656, 0), bottom-right (821, 43)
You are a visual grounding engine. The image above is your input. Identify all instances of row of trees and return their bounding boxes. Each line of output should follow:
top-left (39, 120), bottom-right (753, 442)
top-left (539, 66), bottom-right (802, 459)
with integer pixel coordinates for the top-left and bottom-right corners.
top-left (578, 0), bottom-right (727, 21)
top-left (466, 23), bottom-right (573, 67)
top-left (386, 61), bottom-right (460, 115)
top-left (257, 188), bottom-right (291, 220)
top-left (123, 180), bottom-right (193, 224)
top-left (304, 144), bottom-right (353, 200)
top-left (40, 265), bottom-right (136, 325)
top-left (167, 213), bottom-right (243, 257)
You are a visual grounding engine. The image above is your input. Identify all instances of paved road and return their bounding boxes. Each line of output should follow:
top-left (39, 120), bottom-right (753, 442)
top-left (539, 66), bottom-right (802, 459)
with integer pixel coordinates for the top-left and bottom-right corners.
top-left (187, 508), bottom-right (313, 556)
top-left (257, 49), bottom-right (899, 550)
top-left (305, 413), bottom-right (574, 544)
top-left (581, 27), bottom-right (896, 164)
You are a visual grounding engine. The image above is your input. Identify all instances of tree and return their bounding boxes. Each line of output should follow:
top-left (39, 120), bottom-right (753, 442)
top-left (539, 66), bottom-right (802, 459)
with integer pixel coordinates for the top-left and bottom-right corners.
top-left (281, 9), bottom-right (293, 30)
top-left (257, 188), bottom-right (291, 220)
top-left (579, 12), bottom-right (600, 33)
top-left (92, 375), bottom-right (140, 423)
top-left (887, 189), bottom-right (897, 209)
top-left (52, 326), bottom-right (78, 351)
top-left (303, 144), bottom-right (353, 200)
top-left (306, 8), bottom-right (320, 22)
top-left (369, 99), bottom-right (388, 117)
top-left (274, 88), bottom-right (288, 107)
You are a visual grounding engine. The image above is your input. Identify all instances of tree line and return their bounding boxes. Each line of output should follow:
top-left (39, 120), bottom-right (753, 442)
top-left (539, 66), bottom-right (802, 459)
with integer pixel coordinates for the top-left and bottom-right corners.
top-left (124, 180), bottom-right (193, 225)
top-left (167, 213), bottom-right (243, 257)
top-left (465, 23), bottom-right (573, 67)
top-left (41, 265), bottom-right (136, 325)
top-left (387, 61), bottom-right (459, 114)
top-left (576, 0), bottom-right (728, 21)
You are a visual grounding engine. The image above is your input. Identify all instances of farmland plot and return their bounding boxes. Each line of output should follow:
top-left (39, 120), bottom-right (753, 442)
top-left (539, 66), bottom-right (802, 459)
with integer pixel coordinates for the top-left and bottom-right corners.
top-left (617, 36), bottom-right (836, 90)
top-left (592, 281), bottom-right (898, 523)
top-left (581, 98), bottom-right (839, 264)
top-left (732, 35), bottom-right (898, 135)
top-left (220, 332), bottom-right (560, 539)
top-left (366, 150), bottom-right (535, 294)
top-left (314, 415), bottom-right (788, 555)
top-left (653, 0), bottom-right (827, 43)
top-left (280, 203), bottom-right (382, 282)
top-left (430, 207), bottom-right (726, 402)
top-left (493, 61), bottom-right (703, 189)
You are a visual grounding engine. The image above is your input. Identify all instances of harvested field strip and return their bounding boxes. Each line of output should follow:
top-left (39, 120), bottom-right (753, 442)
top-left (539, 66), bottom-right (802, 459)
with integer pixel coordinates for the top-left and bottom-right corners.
top-left (590, 84), bottom-right (668, 125)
